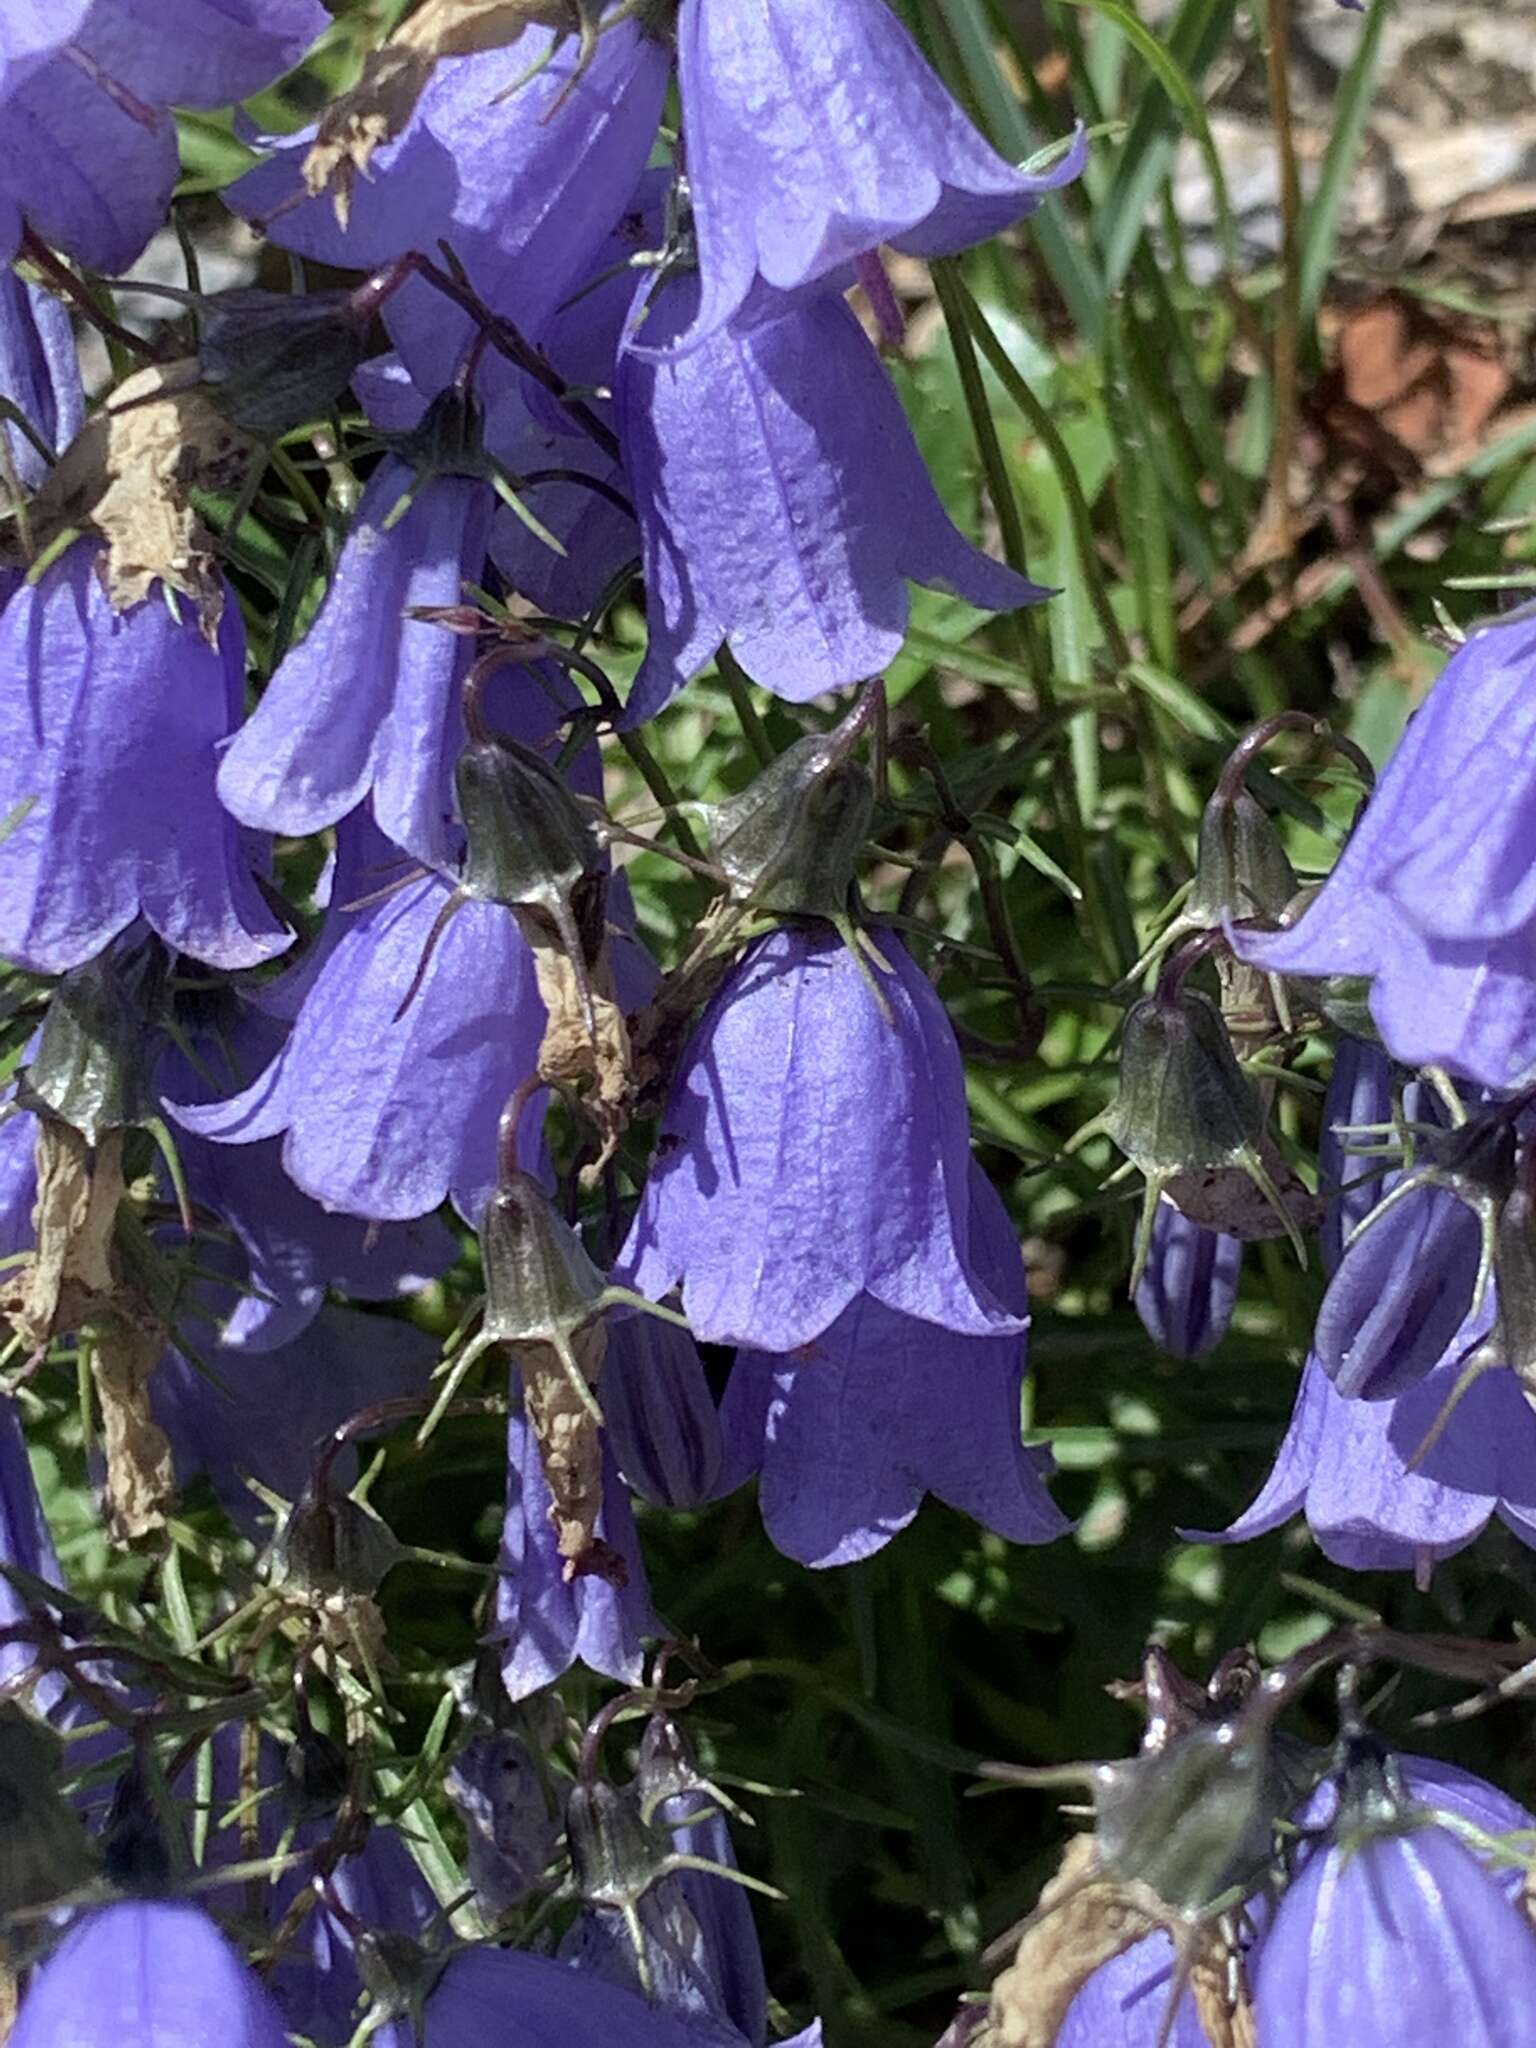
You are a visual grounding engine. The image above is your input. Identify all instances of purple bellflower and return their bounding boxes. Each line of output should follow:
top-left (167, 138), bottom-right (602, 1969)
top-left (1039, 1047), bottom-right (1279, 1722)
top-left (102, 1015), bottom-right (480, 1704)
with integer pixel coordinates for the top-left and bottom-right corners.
top-left (1254, 1793), bottom-right (1536, 2045)
top-left (1318, 1035), bottom-right (1395, 1274)
top-left (0, 0), bottom-right (327, 270)
top-left (718, 1165), bottom-right (1068, 1566)
top-left (494, 1401), bottom-right (659, 1702)
top-left (446, 1728), bottom-right (564, 1917)
top-left (9, 1900), bottom-right (294, 2048)
top-left (1055, 1933), bottom-right (1213, 2047)
top-left (1187, 1301), bottom-right (1536, 1582)
top-left (0, 541), bottom-right (291, 975)
top-left (673, 0), bottom-right (1085, 348)
top-left (1237, 616), bottom-right (1536, 1089)
top-left (230, 24), bottom-right (668, 393)
top-left (217, 459), bottom-right (494, 868)
top-left (621, 926), bottom-right (1028, 1352)
top-left (353, 353), bottom-right (635, 626)
top-left (0, 1395), bottom-right (64, 1696)
top-left (1133, 1202), bottom-right (1242, 1360)
top-left (423, 1944), bottom-right (802, 2048)
top-left (614, 284), bottom-right (1047, 723)
top-left (172, 809), bottom-right (546, 1226)
top-left (0, 267), bottom-right (83, 491)
top-left (602, 1311), bottom-right (726, 1511)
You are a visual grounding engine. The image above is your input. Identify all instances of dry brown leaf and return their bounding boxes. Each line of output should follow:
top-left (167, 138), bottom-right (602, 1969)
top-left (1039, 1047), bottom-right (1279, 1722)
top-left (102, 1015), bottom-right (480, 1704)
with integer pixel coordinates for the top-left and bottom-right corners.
top-left (91, 1319), bottom-right (176, 1544)
top-left (1165, 1141), bottom-right (1326, 1244)
top-left (984, 1835), bottom-right (1165, 2048)
top-left (518, 1321), bottom-right (609, 1577)
top-left (10, 1123), bottom-right (123, 1350)
top-left (521, 911), bottom-right (632, 1176)
top-left (303, 1), bottom-right (580, 219)
top-left (1188, 1929), bottom-right (1257, 2048)
top-left (24, 360), bottom-right (250, 641)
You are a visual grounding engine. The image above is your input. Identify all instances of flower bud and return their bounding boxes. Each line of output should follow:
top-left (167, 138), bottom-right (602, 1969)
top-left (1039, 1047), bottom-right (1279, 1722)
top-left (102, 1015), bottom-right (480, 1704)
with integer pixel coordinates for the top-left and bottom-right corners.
top-left (454, 735), bottom-right (604, 926)
top-left (479, 1171), bottom-right (609, 1352)
top-left (21, 942), bottom-right (167, 1144)
top-left (198, 287), bottom-right (372, 439)
top-left (1185, 786), bottom-right (1297, 929)
top-left (703, 685), bottom-right (878, 919)
top-left (265, 1482), bottom-right (403, 1604)
top-left (567, 1778), bottom-right (666, 1911)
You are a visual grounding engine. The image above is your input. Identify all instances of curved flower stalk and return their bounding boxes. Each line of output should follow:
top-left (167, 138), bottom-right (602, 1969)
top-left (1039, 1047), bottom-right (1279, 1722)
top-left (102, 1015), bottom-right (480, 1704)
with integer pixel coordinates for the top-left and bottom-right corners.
top-left (615, 282), bottom-right (1046, 722)
top-left (620, 925), bottom-right (1026, 1353)
top-left (1237, 615), bottom-right (1536, 1089)
top-left (672, 0), bottom-right (1084, 349)
top-left (0, 0), bottom-right (327, 270)
top-left (0, 542), bottom-right (291, 976)
top-left (719, 1165), bottom-right (1067, 1566)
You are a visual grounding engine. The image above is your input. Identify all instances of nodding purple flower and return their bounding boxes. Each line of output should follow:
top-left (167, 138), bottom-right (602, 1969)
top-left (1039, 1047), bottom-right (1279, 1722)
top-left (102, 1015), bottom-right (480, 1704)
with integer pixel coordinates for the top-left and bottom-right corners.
top-left (620, 926), bottom-right (1027, 1353)
top-left (1237, 617), bottom-right (1536, 1090)
top-left (672, 0), bottom-right (1085, 348)
top-left (229, 24), bottom-right (668, 391)
top-left (423, 1945), bottom-right (780, 2048)
top-left (0, 266), bottom-right (83, 489)
top-left (1055, 1932), bottom-right (1213, 2047)
top-left (446, 1729), bottom-right (564, 1918)
top-left (152, 1290), bottom-right (438, 1533)
top-left (494, 1401), bottom-right (658, 1702)
top-left (1187, 1301), bottom-right (1536, 1582)
top-left (0, 1394), bottom-right (64, 1695)
top-left (718, 1165), bottom-right (1067, 1566)
top-left (171, 810), bottom-right (547, 1227)
top-left (1254, 1765), bottom-right (1536, 2047)
top-left (0, 542), bottom-right (292, 976)
top-left (216, 459), bottom-right (494, 869)
top-left (1134, 1203), bottom-right (1242, 1360)
top-left (601, 1312), bottom-right (725, 1511)
top-left (0, 0), bottom-right (328, 270)
top-left (614, 285), bottom-right (1047, 724)
top-left (9, 1900), bottom-right (294, 2048)
top-left (1319, 1036), bottom-right (1395, 1275)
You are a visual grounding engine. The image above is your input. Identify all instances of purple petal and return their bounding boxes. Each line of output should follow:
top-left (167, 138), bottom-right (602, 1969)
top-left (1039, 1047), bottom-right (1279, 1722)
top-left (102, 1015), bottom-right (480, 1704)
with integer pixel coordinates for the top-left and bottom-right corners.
top-left (494, 1401), bottom-right (658, 1701)
top-left (601, 1312), bottom-right (725, 1510)
top-left (1056, 1931), bottom-right (1213, 2047)
top-left (616, 288), bottom-right (1044, 722)
top-left (1254, 1825), bottom-right (1536, 2047)
top-left (1319, 1036), bottom-right (1394, 1275)
top-left (620, 927), bottom-right (1021, 1351)
top-left (1134, 1203), bottom-right (1242, 1359)
top-left (0, 266), bottom-right (83, 490)
top-left (424, 1946), bottom-right (735, 2048)
top-left (10, 1901), bottom-right (293, 2048)
top-left (677, 0), bottom-right (1083, 343)
top-left (1314, 1183), bottom-right (1482, 1399)
top-left (217, 463), bottom-right (492, 867)
top-left (0, 543), bottom-right (291, 974)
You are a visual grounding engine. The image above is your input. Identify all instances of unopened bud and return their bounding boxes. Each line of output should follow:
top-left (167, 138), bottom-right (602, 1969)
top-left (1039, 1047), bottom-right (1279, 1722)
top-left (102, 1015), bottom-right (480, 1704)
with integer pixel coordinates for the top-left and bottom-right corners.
top-left (480, 1171), bottom-right (609, 1352)
top-left (21, 943), bottom-right (166, 1143)
top-left (198, 288), bottom-right (372, 438)
top-left (1186, 787), bottom-right (1298, 929)
top-left (455, 737), bottom-right (603, 923)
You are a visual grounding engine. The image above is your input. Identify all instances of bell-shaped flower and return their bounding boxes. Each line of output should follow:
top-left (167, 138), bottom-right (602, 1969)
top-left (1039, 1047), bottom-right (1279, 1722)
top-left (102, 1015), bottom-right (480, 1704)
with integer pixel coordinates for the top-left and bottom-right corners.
top-left (1238, 616), bottom-right (1536, 1089)
top-left (152, 1286), bottom-right (438, 1532)
top-left (494, 1401), bottom-right (658, 1702)
top-left (718, 1165), bottom-right (1067, 1565)
top-left (1055, 1933), bottom-right (1213, 2047)
top-left (602, 1311), bottom-right (726, 1511)
top-left (0, 266), bottom-right (82, 491)
top-left (1133, 1203), bottom-right (1242, 1360)
top-left (446, 1728), bottom-right (564, 1918)
top-left (0, 541), bottom-right (291, 975)
top-left (1188, 1301), bottom-right (1536, 1581)
top-left (615, 283), bottom-right (1046, 722)
top-left (217, 455), bottom-right (494, 868)
top-left (621, 925), bottom-right (1026, 1352)
top-left (1253, 1798), bottom-right (1536, 2045)
top-left (172, 811), bottom-right (546, 1225)
top-left (0, 0), bottom-right (327, 270)
top-left (229, 23), bottom-right (668, 391)
top-left (423, 1945), bottom-right (784, 2048)
top-left (9, 1899), bottom-right (293, 2048)
top-left (673, 0), bottom-right (1084, 347)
